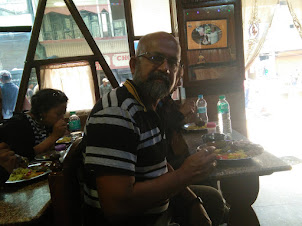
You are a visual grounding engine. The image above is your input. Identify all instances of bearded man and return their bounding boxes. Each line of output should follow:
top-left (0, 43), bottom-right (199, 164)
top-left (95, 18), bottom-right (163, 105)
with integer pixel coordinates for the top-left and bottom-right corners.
top-left (82, 32), bottom-right (222, 226)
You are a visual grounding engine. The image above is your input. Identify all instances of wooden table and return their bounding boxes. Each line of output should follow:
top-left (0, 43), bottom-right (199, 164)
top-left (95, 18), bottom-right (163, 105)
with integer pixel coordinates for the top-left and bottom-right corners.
top-left (182, 130), bottom-right (292, 226)
top-left (0, 178), bottom-right (51, 225)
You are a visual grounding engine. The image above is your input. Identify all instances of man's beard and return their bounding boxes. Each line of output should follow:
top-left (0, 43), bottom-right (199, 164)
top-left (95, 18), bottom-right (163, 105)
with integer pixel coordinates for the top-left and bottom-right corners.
top-left (136, 71), bottom-right (172, 101)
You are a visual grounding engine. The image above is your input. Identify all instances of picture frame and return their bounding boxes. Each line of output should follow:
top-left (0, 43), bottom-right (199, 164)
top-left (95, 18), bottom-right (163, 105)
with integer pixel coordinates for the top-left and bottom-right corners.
top-left (186, 19), bottom-right (228, 50)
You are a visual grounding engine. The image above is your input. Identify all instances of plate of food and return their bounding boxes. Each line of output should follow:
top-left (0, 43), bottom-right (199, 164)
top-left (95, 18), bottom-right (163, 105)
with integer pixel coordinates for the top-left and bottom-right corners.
top-left (200, 140), bottom-right (264, 162)
top-left (183, 122), bottom-right (207, 132)
top-left (6, 162), bottom-right (52, 184)
top-left (56, 136), bottom-right (72, 144)
top-left (35, 150), bottom-right (56, 161)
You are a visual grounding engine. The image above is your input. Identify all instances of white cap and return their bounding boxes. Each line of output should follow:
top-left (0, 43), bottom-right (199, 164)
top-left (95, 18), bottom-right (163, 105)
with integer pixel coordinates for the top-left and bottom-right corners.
top-left (102, 78), bottom-right (109, 83)
top-left (0, 70), bottom-right (12, 79)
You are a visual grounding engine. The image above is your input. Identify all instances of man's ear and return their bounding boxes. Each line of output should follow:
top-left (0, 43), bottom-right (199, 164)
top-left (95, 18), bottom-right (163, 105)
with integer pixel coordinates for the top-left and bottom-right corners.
top-left (129, 56), bottom-right (137, 75)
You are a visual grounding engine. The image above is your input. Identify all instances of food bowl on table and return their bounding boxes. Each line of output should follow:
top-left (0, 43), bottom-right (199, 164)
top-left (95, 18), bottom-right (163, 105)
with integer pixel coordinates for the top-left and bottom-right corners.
top-left (201, 133), bottom-right (226, 144)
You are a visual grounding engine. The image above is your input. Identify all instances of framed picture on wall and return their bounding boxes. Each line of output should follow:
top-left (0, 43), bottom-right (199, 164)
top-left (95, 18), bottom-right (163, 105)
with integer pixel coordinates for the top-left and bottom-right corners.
top-left (186, 19), bottom-right (228, 50)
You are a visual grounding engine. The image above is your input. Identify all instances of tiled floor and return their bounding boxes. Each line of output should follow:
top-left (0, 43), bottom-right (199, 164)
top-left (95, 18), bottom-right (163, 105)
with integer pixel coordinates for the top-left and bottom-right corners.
top-left (253, 164), bottom-right (302, 226)
top-left (246, 90), bottom-right (302, 226)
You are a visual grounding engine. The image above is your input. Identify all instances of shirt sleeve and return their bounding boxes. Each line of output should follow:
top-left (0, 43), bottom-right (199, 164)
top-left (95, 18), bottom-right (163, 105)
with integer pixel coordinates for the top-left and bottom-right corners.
top-left (0, 115), bottom-right (36, 160)
top-left (84, 106), bottom-right (139, 176)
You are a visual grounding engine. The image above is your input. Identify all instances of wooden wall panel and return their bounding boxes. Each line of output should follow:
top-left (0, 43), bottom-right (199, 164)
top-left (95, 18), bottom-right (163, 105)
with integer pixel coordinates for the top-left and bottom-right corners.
top-left (176, 0), bottom-right (247, 136)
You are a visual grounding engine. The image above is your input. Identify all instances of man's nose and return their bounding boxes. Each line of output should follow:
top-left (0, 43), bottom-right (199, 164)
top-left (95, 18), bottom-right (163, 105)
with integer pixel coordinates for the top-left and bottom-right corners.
top-left (157, 59), bottom-right (170, 74)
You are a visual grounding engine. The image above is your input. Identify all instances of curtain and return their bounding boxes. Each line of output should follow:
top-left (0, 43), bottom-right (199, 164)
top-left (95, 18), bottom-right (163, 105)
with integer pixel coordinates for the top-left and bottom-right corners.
top-left (242, 0), bottom-right (280, 70)
top-left (40, 61), bottom-right (96, 112)
top-left (287, 0), bottom-right (302, 39)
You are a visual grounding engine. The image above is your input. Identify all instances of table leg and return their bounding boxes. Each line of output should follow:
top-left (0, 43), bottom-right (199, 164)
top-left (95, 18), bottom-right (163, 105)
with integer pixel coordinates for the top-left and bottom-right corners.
top-left (220, 175), bottom-right (260, 226)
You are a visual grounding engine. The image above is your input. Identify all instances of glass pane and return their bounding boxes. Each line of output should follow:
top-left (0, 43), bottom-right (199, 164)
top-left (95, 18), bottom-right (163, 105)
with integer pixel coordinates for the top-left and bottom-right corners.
top-left (96, 63), bottom-right (132, 89)
top-left (0, 32), bottom-right (31, 119)
top-left (0, 32), bottom-right (38, 119)
top-left (39, 62), bottom-right (96, 112)
top-left (37, 0), bottom-right (131, 86)
top-left (131, 0), bottom-right (171, 36)
top-left (37, 0), bottom-right (93, 60)
top-left (27, 68), bottom-right (38, 103)
top-left (0, 0), bottom-right (34, 26)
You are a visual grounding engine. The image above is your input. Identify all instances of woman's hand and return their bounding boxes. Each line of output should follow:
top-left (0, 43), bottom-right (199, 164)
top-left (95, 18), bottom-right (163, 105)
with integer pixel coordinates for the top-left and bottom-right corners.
top-left (51, 119), bottom-right (67, 140)
top-left (0, 142), bottom-right (17, 173)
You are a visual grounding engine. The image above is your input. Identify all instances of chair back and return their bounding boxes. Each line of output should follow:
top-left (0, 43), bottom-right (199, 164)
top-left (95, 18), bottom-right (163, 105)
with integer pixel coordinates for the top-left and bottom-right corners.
top-left (48, 136), bottom-right (84, 226)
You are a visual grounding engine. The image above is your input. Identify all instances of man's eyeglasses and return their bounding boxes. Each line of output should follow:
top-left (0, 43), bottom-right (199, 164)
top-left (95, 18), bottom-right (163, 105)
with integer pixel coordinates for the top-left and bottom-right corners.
top-left (137, 52), bottom-right (182, 71)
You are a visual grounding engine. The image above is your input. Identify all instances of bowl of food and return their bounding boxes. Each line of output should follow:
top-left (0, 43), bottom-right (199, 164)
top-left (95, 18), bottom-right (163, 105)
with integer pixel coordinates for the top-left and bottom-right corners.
top-left (202, 133), bottom-right (226, 143)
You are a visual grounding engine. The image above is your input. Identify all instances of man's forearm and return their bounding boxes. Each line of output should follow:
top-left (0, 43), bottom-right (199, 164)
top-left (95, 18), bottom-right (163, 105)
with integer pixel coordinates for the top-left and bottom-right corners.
top-left (97, 167), bottom-right (191, 219)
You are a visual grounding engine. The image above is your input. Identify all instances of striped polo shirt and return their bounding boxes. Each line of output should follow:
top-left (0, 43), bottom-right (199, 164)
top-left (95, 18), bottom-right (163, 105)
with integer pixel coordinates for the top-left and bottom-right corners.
top-left (83, 80), bottom-right (169, 218)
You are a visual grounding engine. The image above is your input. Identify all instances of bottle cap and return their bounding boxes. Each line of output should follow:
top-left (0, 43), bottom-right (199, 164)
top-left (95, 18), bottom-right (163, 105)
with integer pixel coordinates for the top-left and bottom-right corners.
top-left (206, 122), bottom-right (216, 128)
top-left (198, 94), bottom-right (203, 99)
top-left (219, 95), bottom-right (225, 100)
top-left (70, 111), bottom-right (76, 116)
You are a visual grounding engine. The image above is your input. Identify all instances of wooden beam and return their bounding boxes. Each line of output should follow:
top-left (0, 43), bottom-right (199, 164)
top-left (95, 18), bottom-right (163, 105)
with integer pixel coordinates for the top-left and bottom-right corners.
top-left (64, 0), bottom-right (119, 88)
top-left (0, 26), bottom-right (32, 32)
top-left (15, 0), bottom-right (47, 112)
top-left (32, 55), bottom-right (97, 67)
top-left (89, 60), bottom-right (101, 102)
top-left (124, 0), bottom-right (136, 57)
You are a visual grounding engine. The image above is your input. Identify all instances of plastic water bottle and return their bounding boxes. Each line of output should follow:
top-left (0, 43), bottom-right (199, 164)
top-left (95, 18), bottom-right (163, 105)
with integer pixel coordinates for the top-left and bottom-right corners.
top-left (196, 94), bottom-right (208, 126)
top-left (217, 95), bottom-right (232, 138)
top-left (68, 111), bottom-right (82, 140)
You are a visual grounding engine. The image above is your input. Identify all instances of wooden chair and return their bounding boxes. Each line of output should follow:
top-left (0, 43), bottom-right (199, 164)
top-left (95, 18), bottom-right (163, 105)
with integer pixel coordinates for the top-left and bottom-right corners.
top-left (48, 137), bottom-right (85, 226)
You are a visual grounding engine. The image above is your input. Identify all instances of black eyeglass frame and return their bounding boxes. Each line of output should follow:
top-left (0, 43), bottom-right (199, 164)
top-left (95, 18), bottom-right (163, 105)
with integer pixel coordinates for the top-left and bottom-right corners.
top-left (137, 52), bottom-right (183, 71)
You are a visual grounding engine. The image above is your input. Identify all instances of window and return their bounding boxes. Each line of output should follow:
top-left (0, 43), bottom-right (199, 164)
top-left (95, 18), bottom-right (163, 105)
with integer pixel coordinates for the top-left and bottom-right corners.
top-left (130, 0), bottom-right (171, 36)
top-left (0, 0), bottom-right (35, 119)
top-left (37, 0), bottom-right (132, 112)
top-left (0, 0), bottom-right (33, 27)
top-left (1, 0), bottom-right (174, 115)
top-left (40, 61), bottom-right (96, 112)
top-left (101, 10), bottom-right (109, 34)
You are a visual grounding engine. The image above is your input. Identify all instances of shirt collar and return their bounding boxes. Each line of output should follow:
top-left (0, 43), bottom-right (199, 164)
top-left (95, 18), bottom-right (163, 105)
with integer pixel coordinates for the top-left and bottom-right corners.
top-left (123, 79), bottom-right (147, 112)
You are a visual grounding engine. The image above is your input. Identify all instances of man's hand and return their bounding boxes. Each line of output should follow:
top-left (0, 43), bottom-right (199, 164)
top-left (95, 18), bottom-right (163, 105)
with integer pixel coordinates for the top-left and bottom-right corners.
top-left (179, 100), bottom-right (195, 117)
top-left (0, 142), bottom-right (17, 173)
top-left (179, 146), bottom-right (216, 185)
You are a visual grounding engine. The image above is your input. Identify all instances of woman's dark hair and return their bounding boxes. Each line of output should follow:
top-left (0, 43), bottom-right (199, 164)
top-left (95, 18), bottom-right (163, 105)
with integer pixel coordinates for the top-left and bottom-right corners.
top-left (31, 88), bottom-right (68, 118)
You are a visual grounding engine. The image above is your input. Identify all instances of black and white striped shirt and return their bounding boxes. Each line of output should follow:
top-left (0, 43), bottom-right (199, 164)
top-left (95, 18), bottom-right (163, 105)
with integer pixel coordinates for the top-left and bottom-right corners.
top-left (25, 113), bottom-right (47, 145)
top-left (83, 80), bottom-right (169, 217)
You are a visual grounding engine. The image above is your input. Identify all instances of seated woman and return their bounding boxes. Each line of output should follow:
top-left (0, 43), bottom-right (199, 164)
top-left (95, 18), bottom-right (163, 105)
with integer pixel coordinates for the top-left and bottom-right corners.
top-left (0, 89), bottom-right (68, 160)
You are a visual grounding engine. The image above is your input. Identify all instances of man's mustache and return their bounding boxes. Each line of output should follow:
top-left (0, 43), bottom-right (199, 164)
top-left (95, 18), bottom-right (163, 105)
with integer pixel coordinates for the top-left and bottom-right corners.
top-left (148, 72), bottom-right (171, 87)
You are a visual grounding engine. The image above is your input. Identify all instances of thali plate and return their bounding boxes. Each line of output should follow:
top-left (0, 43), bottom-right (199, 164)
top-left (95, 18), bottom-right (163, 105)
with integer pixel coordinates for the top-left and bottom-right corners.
top-left (183, 123), bottom-right (207, 132)
top-left (35, 150), bottom-right (56, 161)
top-left (6, 162), bottom-right (51, 184)
top-left (216, 156), bottom-right (254, 165)
top-left (198, 140), bottom-right (264, 163)
top-left (56, 136), bottom-right (72, 144)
